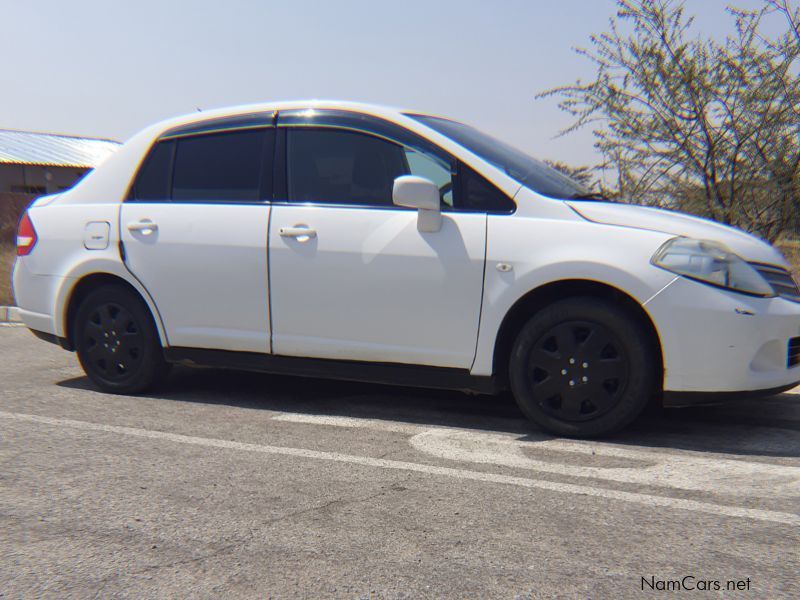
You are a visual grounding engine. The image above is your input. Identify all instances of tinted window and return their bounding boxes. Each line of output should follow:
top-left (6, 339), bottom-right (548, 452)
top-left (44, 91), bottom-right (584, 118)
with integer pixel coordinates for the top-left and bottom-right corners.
top-left (459, 163), bottom-right (516, 213)
top-left (284, 126), bottom-right (511, 212)
top-left (133, 140), bottom-right (174, 201)
top-left (172, 129), bottom-right (266, 202)
top-left (409, 114), bottom-right (588, 200)
top-left (287, 129), bottom-right (407, 206)
top-left (279, 109), bottom-right (452, 166)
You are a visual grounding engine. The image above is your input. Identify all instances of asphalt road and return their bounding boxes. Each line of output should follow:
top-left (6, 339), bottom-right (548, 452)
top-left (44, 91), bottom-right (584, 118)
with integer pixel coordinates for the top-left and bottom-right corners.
top-left (1, 324), bottom-right (799, 599)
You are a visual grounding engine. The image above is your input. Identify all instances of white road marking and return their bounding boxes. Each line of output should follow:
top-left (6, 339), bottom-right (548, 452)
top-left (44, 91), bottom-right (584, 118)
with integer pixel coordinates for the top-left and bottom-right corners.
top-left (273, 413), bottom-right (423, 434)
top-left (411, 430), bottom-right (800, 497)
top-left (276, 413), bottom-right (800, 497)
top-left (2, 409), bottom-right (799, 526)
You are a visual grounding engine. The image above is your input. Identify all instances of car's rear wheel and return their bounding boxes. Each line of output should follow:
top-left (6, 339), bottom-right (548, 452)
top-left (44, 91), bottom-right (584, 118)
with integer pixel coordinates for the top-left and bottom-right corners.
top-left (74, 285), bottom-right (170, 394)
top-left (509, 297), bottom-right (656, 438)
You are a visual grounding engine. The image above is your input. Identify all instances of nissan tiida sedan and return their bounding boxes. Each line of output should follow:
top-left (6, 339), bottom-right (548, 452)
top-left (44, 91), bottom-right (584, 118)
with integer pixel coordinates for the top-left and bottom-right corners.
top-left (12, 101), bottom-right (800, 437)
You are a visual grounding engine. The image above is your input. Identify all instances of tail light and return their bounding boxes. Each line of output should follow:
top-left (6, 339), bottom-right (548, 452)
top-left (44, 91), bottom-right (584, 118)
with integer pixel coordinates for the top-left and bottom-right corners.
top-left (17, 211), bottom-right (38, 256)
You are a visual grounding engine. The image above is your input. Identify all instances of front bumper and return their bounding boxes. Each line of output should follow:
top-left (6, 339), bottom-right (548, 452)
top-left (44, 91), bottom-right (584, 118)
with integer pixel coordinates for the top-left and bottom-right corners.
top-left (645, 276), bottom-right (800, 394)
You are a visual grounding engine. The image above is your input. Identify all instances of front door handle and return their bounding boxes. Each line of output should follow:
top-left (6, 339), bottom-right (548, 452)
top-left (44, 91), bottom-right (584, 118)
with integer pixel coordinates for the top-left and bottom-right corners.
top-left (127, 220), bottom-right (158, 235)
top-left (279, 226), bottom-right (317, 241)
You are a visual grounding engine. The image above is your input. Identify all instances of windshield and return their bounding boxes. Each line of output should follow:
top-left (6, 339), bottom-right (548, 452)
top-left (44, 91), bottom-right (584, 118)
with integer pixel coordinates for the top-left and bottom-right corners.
top-left (408, 114), bottom-right (590, 200)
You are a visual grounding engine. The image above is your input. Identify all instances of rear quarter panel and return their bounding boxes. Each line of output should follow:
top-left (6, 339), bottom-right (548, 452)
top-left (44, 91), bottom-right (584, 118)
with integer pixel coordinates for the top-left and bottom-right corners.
top-left (16, 202), bottom-right (167, 344)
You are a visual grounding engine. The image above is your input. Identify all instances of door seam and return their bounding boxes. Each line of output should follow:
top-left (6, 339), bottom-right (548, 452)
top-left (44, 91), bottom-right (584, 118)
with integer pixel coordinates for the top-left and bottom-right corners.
top-left (468, 214), bottom-right (489, 373)
top-left (117, 202), bottom-right (171, 347)
top-left (266, 205), bottom-right (275, 354)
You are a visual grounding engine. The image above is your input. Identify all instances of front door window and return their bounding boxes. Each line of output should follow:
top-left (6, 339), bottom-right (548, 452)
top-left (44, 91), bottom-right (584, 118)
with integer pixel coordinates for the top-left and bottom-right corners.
top-left (286, 128), bottom-right (454, 208)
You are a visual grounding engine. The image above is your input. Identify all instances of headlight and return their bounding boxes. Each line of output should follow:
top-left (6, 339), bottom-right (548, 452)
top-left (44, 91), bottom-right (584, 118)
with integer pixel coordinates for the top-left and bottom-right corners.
top-left (651, 237), bottom-right (775, 297)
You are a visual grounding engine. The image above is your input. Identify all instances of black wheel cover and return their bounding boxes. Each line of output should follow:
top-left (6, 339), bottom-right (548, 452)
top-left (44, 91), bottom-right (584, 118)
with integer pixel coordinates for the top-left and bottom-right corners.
top-left (527, 320), bottom-right (630, 422)
top-left (79, 302), bottom-right (145, 383)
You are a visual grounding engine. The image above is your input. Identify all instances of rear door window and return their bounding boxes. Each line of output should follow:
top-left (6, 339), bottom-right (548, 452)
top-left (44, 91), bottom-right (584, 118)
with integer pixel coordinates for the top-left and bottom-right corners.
top-left (129, 128), bottom-right (273, 202)
top-left (132, 140), bottom-right (174, 201)
top-left (172, 129), bottom-right (267, 202)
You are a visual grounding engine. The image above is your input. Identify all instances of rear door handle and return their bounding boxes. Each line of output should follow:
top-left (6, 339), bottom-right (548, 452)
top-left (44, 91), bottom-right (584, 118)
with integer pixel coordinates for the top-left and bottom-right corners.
top-left (127, 220), bottom-right (158, 235)
top-left (279, 226), bottom-right (316, 241)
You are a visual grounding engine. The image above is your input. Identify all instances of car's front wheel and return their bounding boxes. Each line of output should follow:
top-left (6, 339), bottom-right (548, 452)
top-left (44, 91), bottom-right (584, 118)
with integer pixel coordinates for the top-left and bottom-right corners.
top-left (509, 297), bottom-right (657, 438)
top-left (74, 285), bottom-right (170, 394)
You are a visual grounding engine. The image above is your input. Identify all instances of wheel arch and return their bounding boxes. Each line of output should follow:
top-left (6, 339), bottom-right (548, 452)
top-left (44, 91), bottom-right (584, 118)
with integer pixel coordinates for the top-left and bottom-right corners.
top-left (59, 271), bottom-right (167, 351)
top-left (491, 279), bottom-right (664, 390)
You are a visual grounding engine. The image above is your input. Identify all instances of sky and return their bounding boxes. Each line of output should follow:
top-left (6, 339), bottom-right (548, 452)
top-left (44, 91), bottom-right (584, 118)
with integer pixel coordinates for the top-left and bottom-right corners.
top-left (0, 0), bottom-right (787, 166)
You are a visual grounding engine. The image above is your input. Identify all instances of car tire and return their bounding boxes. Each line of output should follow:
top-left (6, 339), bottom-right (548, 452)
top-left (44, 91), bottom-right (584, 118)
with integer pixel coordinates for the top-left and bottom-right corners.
top-left (509, 297), bottom-right (657, 438)
top-left (74, 285), bottom-right (170, 394)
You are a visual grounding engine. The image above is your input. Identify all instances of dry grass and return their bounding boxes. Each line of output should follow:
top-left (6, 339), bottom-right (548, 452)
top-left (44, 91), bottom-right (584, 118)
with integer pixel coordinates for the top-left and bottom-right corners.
top-left (0, 242), bottom-right (15, 306)
top-left (0, 193), bottom-right (33, 307)
top-left (778, 241), bottom-right (800, 275)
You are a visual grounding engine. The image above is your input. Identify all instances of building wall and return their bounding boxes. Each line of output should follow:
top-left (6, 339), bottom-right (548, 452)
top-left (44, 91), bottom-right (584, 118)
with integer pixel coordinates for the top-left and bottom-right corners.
top-left (0, 164), bottom-right (89, 194)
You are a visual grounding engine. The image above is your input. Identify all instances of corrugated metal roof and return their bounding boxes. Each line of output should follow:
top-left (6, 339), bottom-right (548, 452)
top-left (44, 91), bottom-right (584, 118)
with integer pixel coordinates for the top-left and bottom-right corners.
top-left (0, 129), bottom-right (120, 168)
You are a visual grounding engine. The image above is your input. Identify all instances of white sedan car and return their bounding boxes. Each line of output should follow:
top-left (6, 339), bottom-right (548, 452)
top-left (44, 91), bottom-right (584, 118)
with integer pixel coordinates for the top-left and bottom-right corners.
top-left (12, 101), bottom-right (800, 437)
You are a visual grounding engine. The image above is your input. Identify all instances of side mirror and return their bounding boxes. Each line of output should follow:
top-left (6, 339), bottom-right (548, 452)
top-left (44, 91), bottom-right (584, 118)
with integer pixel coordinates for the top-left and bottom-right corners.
top-left (392, 175), bottom-right (442, 233)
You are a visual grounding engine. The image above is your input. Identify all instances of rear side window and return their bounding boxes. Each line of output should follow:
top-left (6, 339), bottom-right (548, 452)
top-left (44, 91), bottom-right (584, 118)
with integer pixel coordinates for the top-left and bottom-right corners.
top-left (129, 128), bottom-right (273, 203)
top-left (287, 129), bottom-right (407, 206)
top-left (133, 140), bottom-right (174, 201)
top-left (172, 130), bottom-right (265, 202)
